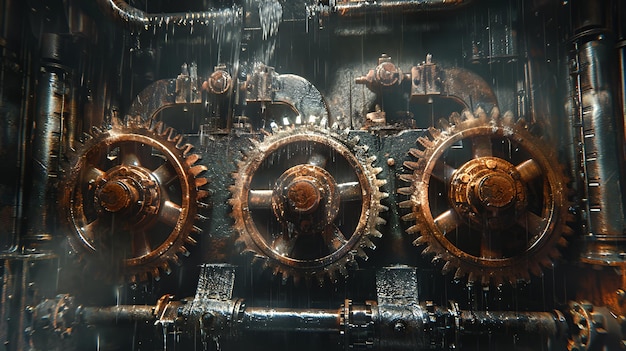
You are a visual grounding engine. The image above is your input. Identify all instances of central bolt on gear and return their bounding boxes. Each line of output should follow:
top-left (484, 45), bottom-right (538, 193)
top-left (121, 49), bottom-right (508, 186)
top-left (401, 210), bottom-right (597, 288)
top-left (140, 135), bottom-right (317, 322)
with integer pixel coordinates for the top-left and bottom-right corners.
top-left (399, 108), bottom-right (573, 286)
top-left (229, 127), bottom-right (388, 285)
top-left (59, 116), bottom-right (209, 283)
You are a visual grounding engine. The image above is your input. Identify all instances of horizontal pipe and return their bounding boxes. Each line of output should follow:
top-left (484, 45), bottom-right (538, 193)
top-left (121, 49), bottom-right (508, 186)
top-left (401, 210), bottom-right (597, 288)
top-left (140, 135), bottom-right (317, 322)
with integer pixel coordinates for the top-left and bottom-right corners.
top-left (79, 305), bottom-right (156, 324)
top-left (241, 307), bottom-right (341, 332)
top-left (459, 310), bottom-right (567, 336)
top-left (96, 0), bottom-right (242, 29)
top-left (312, 0), bottom-right (474, 17)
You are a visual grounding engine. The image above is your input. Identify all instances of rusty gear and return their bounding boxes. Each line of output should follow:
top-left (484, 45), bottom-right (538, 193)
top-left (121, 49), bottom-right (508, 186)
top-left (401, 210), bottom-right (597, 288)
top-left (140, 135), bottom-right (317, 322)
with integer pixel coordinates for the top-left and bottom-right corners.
top-left (229, 127), bottom-right (388, 285)
top-left (400, 108), bottom-right (572, 286)
top-left (59, 116), bottom-right (209, 283)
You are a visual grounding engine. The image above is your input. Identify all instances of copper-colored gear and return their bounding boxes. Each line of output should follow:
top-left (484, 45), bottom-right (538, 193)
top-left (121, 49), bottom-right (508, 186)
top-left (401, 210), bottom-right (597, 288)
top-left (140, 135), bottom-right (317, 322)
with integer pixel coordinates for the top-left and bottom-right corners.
top-left (229, 127), bottom-right (388, 285)
top-left (399, 108), bottom-right (573, 286)
top-left (59, 116), bottom-right (209, 283)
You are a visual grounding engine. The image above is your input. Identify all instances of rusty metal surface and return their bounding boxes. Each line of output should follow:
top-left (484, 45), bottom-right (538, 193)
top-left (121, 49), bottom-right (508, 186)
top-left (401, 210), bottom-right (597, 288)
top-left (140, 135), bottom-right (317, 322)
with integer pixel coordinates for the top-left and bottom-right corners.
top-left (58, 117), bottom-right (209, 282)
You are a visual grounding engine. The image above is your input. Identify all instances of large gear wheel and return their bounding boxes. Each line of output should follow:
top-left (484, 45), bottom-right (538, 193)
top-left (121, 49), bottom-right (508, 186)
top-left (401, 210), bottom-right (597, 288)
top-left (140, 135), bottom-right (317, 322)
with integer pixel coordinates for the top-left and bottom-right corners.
top-left (229, 127), bottom-right (388, 285)
top-left (59, 116), bottom-right (209, 283)
top-left (400, 108), bottom-right (572, 286)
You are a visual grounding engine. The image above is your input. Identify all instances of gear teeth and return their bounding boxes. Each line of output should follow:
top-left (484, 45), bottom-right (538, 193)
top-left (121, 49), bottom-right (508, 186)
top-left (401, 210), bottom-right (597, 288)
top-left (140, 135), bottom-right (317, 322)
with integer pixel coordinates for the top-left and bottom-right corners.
top-left (454, 267), bottom-right (466, 281)
top-left (548, 248), bottom-right (561, 260)
top-left (540, 257), bottom-right (553, 268)
top-left (462, 109), bottom-right (476, 121)
top-left (190, 165), bottom-right (208, 177)
top-left (490, 106), bottom-right (501, 120)
top-left (374, 217), bottom-right (387, 226)
top-left (401, 212), bottom-right (417, 221)
top-left (438, 118), bottom-right (452, 131)
top-left (398, 200), bottom-right (415, 209)
top-left (111, 116), bottom-right (124, 128)
top-left (398, 174), bottom-right (415, 183)
top-left (441, 261), bottom-right (455, 275)
top-left (407, 225), bottom-right (420, 234)
top-left (558, 237), bottom-right (568, 247)
top-left (127, 115), bottom-right (142, 127)
top-left (178, 246), bottom-right (190, 257)
top-left (169, 254), bottom-right (182, 267)
top-left (151, 267), bottom-right (161, 281)
top-left (197, 190), bottom-right (210, 200)
top-left (428, 127), bottom-right (441, 139)
top-left (408, 148), bottom-right (424, 159)
top-left (370, 229), bottom-right (383, 238)
top-left (449, 112), bottom-right (462, 125)
top-left (150, 120), bottom-right (165, 133)
top-left (195, 177), bottom-right (209, 188)
top-left (356, 247), bottom-right (368, 260)
top-left (403, 161), bottom-right (420, 171)
top-left (362, 238), bottom-right (376, 250)
top-left (161, 262), bottom-right (172, 275)
top-left (184, 235), bottom-right (198, 245)
top-left (374, 179), bottom-right (386, 188)
top-left (417, 136), bottom-right (434, 148)
top-left (178, 143), bottom-right (194, 155)
top-left (529, 262), bottom-right (543, 277)
top-left (397, 187), bottom-right (413, 196)
top-left (421, 245), bottom-right (434, 255)
top-left (475, 106), bottom-right (488, 121)
top-left (91, 125), bottom-right (104, 135)
top-left (372, 167), bottom-right (383, 176)
top-left (185, 153), bottom-right (201, 166)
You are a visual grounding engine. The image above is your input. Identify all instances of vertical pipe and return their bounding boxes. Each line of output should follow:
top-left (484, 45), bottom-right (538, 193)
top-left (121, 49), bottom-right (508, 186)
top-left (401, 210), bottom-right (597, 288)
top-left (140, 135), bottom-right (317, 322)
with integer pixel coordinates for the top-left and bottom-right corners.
top-left (23, 34), bottom-right (69, 250)
top-left (567, 0), bottom-right (626, 265)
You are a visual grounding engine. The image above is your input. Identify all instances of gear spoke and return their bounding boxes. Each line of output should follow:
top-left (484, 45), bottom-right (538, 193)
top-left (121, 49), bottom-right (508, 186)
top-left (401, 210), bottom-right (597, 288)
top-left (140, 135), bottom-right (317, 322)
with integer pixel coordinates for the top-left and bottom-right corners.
top-left (434, 209), bottom-right (462, 234)
top-left (132, 230), bottom-right (152, 257)
top-left (249, 190), bottom-right (273, 209)
top-left (159, 200), bottom-right (182, 227)
top-left (83, 166), bottom-right (105, 184)
top-left (322, 225), bottom-right (348, 252)
top-left (272, 232), bottom-right (297, 257)
top-left (431, 159), bottom-right (457, 183)
top-left (516, 211), bottom-right (546, 238)
top-left (480, 231), bottom-right (502, 259)
top-left (472, 135), bottom-right (493, 158)
top-left (338, 182), bottom-right (362, 202)
top-left (81, 219), bottom-right (101, 242)
top-left (152, 163), bottom-right (177, 186)
top-left (308, 153), bottom-right (327, 168)
top-left (119, 143), bottom-right (142, 166)
top-left (516, 159), bottom-right (543, 183)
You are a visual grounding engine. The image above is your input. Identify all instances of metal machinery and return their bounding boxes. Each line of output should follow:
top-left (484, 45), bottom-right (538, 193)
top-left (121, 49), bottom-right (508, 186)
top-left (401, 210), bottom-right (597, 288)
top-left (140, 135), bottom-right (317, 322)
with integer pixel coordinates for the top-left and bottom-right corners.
top-left (2, 0), bottom-right (626, 350)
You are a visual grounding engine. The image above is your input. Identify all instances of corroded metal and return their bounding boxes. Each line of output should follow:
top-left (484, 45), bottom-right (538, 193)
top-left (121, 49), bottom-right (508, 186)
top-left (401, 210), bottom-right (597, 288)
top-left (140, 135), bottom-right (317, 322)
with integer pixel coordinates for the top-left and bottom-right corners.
top-left (401, 108), bottom-right (573, 286)
top-left (58, 117), bottom-right (209, 282)
top-left (229, 127), bottom-right (388, 284)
